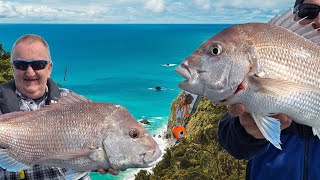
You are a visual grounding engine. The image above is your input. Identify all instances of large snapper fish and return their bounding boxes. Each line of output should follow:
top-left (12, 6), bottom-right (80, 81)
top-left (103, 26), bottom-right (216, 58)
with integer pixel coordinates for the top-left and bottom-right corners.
top-left (175, 9), bottom-right (320, 150)
top-left (0, 92), bottom-right (161, 179)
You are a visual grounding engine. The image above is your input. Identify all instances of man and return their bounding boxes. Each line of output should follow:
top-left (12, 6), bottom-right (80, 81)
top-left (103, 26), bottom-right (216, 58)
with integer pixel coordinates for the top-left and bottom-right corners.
top-left (0, 34), bottom-right (118, 179)
top-left (218, 0), bottom-right (320, 179)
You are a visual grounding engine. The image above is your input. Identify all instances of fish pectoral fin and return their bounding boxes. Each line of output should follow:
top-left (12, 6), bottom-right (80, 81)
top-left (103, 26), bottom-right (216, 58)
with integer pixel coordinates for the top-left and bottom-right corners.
top-left (250, 113), bottom-right (282, 150)
top-left (65, 170), bottom-right (90, 180)
top-left (35, 149), bottom-right (96, 164)
top-left (0, 149), bottom-right (31, 172)
top-left (251, 76), bottom-right (320, 96)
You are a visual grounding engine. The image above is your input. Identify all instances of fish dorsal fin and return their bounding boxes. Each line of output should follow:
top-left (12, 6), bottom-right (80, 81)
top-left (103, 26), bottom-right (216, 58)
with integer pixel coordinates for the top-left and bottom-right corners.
top-left (295, 23), bottom-right (316, 36)
top-left (0, 92), bottom-right (92, 125)
top-left (269, 8), bottom-right (320, 46)
top-left (0, 149), bottom-right (31, 172)
top-left (43, 91), bottom-right (92, 111)
top-left (268, 14), bottom-right (279, 25)
top-left (310, 33), bottom-right (320, 44)
top-left (0, 111), bottom-right (35, 123)
top-left (269, 9), bottom-right (295, 27)
top-left (0, 92), bottom-right (92, 123)
top-left (57, 91), bottom-right (92, 105)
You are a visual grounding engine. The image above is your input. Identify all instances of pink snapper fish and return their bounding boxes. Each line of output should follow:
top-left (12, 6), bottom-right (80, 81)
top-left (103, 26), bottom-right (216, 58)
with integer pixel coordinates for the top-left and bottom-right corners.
top-left (0, 92), bottom-right (161, 179)
top-left (176, 9), bottom-right (320, 149)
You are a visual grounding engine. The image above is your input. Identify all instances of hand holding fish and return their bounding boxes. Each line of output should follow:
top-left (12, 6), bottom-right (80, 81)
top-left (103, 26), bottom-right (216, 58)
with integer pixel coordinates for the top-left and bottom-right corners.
top-left (228, 104), bottom-right (292, 139)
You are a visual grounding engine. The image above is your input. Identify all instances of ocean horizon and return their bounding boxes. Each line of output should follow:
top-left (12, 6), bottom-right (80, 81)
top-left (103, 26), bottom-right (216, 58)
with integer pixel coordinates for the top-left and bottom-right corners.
top-left (0, 23), bottom-right (233, 180)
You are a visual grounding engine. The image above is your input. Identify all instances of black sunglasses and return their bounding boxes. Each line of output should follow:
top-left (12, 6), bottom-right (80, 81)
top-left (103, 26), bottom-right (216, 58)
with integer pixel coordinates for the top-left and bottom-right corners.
top-left (12, 60), bottom-right (49, 71)
top-left (296, 3), bottom-right (320, 20)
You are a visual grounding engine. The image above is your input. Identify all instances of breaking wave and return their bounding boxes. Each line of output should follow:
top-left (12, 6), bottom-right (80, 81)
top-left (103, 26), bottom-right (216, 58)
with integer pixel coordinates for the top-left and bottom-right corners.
top-left (161, 63), bottom-right (177, 67)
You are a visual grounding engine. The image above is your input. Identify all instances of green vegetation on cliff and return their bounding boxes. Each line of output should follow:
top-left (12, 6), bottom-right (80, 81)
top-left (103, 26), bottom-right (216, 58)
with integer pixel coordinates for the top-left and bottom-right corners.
top-left (0, 43), bottom-right (10, 61)
top-left (135, 94), bottom-right (247, 180)
top-left (0, 43), bottom-right (13, 83)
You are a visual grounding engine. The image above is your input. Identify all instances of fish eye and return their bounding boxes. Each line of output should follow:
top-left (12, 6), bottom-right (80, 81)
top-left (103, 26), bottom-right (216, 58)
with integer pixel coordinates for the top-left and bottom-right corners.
top-left (210, 44), bottom-right (222, 56)
top-left (129, 129), bottom-right (140, 139)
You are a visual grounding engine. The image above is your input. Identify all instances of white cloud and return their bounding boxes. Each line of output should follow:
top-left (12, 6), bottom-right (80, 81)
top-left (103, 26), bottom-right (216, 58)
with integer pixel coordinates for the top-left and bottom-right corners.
top-left (0, 1), bottom-right (115, 22)
top-left (193, 0), bottom-right (211, 10)
top-left (145, 0), bottom-right (164, 12)
top-left (211, 0), bottom-right (294, 9)
top-left (0, 1), bottom-right (18, 17)
top-left (0, 0), bottom-right (297, 23)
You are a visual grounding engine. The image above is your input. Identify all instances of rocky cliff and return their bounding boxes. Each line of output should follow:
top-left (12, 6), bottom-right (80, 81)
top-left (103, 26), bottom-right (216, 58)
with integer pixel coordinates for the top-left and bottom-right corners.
top-left (135, 93), bottom-right (247, 180)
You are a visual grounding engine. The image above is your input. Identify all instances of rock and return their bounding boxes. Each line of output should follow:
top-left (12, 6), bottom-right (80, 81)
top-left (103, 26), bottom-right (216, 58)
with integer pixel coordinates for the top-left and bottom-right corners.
top-left (155, 86), bottom-right (162, 91)
top-left (140, 119), bottom-right (150, 125)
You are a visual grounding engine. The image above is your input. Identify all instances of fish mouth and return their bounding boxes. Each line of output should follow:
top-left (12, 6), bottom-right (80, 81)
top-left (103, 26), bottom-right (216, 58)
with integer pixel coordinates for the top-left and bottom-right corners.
top-left (175, 64), bottom-right (207, 95)
top-left (175, 64), bottom-right (191, 80)
top-left (141, 147), bottom-right (162, 167)
top-left (175, 64), bottom-right (206, 82)
top-left (175, 65), bottom-right (242, 103)
top-left (175, 63), bottom-right (245, 103)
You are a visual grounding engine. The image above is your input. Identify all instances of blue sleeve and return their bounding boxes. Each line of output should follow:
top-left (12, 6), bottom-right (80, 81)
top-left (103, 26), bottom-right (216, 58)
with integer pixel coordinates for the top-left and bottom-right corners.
top-left (218, 113), bottom-right (270, 160)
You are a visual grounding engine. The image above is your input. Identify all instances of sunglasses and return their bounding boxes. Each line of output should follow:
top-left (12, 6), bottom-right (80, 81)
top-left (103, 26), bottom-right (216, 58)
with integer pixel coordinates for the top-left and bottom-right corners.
top-left (296, 3), bottom-right (320, 20)
top-left (12, 60), bottom-right (49, 71)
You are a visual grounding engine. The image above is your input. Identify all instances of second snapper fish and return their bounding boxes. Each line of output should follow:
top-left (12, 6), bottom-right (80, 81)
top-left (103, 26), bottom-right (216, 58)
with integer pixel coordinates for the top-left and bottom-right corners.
top-left (0, 92), bottom-right (161, 179)
top-left (175, 9), bottom-right (320, 149)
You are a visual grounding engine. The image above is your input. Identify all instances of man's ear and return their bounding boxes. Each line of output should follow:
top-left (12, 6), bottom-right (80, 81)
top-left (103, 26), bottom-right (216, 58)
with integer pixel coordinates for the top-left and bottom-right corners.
top-left (47, 62), bottom-right (53, 77)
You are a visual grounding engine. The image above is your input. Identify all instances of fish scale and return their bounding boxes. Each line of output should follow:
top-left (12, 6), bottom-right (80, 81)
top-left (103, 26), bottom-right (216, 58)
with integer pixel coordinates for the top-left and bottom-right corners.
top-left (0, 103), bottom-right (105, 164)
top-left (236, 24), bottom-right (320, 142)
top-left (175, 9), bottom-right (320, 149)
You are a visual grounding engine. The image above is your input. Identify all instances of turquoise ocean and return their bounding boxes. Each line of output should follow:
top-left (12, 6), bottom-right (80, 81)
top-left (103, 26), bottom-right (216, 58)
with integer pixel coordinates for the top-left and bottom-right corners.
top-left (0, 24), bottom-right (232, 179)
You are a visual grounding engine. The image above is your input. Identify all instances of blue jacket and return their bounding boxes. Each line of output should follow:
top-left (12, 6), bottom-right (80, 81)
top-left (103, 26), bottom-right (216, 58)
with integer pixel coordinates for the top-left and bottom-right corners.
top-left (218, 113), bottom-right (320, 180)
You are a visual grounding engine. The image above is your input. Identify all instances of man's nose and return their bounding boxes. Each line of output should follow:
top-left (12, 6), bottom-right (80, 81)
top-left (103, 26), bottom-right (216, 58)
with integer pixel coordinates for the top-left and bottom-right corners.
top-left (25, 65), bottom-right (36, 76)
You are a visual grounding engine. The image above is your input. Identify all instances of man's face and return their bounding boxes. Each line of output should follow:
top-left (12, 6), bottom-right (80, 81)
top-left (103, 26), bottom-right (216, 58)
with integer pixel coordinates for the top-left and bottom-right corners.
top-left (296, 0), bottom-right (320, 27)
top-left (12, 41), bottom-right (52, 99)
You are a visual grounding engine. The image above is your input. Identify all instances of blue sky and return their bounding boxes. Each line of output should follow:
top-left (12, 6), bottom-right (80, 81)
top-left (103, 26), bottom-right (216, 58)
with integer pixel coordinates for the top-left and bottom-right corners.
top-left (0, 0), bottom-right (295, 24)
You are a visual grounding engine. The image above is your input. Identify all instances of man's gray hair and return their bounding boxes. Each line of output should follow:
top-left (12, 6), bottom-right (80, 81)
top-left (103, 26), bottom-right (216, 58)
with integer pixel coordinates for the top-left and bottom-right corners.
top-left (11, 34), bottom-right (51, 61)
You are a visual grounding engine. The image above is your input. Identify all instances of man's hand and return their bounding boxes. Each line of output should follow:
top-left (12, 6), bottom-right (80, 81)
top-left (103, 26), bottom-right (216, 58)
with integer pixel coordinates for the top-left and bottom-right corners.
top-left (228, 103), bottom-right (292, 139)
top-left (94, 168), bottom-right (119, 176)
